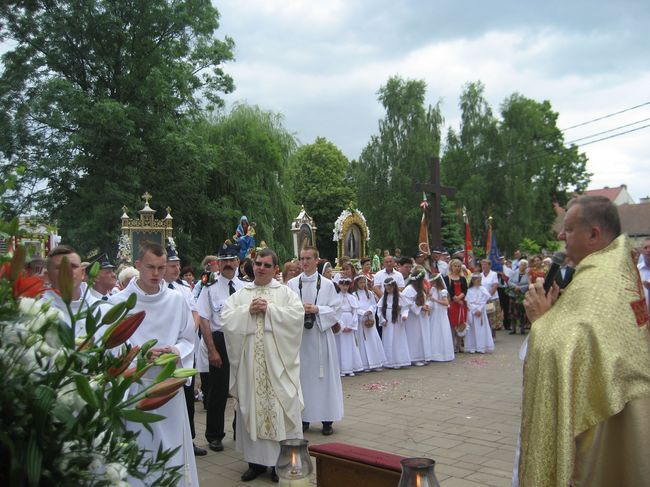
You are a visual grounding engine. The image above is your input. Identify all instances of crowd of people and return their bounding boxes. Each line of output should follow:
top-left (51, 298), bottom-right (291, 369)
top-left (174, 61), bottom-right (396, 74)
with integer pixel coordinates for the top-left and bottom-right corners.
top-left (30, 195), bottom-right (650, 486)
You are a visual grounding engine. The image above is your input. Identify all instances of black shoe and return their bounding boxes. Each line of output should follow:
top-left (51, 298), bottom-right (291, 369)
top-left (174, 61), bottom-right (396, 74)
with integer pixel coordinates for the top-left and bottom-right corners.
top-left (322, 424), bottom-right (334, 436)
top-left (509, 330), bottom-right (517, 335)
top-left (241, 466), bottom-right (266, 482)
top-left (302, 421), bottom-right (310, 433)
top-left (521, 330), bottom-right (527, 335)
top-left (270, 467), bottom-right (279, 483)
top-left (208, 439), bottom-right (224, 452)
top-left (193, 443), bottom-right (207, 456)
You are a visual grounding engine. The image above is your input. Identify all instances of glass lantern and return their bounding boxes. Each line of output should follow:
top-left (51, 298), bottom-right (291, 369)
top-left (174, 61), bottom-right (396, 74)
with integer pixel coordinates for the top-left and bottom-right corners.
top-left (398, 457), bottom-right (441, 487)
top-left (275, 438), bottom-right (313, 486)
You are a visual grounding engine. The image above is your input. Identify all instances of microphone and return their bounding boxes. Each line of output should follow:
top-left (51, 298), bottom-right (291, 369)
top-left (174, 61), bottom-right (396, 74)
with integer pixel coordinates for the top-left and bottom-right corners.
top-left (543, 251), bottom-right (566, 294)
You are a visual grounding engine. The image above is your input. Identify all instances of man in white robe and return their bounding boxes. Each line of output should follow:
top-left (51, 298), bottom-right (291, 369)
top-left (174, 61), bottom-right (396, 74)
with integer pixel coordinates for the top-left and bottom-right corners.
top-left (287, 246), bottom-right (343, 436)
top-left (110, 242), bottom-right (198, 487)
top-left (42, 245), bottom-right (103, 337)
top-left (222, 247), bottom-right (305, 482)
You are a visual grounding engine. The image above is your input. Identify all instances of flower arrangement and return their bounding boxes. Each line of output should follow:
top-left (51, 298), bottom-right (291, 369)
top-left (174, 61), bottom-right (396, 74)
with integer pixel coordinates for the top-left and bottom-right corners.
top-left (0, 240), bottom-right (195, 486)
top-left (117, 234), bottom-right (132, 263)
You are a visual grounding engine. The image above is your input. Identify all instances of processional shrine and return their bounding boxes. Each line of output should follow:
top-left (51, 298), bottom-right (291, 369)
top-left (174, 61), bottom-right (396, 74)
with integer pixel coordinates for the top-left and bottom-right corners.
top-left (291, 206), bottom-right (318, 258)
top-left (118, 192), bottom-right (174, 264)
top-left (333, 205), bottom-right (370, 264)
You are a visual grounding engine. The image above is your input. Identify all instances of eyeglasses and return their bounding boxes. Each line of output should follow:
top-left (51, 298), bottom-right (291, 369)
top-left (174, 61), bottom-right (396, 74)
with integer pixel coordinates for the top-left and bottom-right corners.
top-left (254, 261), bottom-right (274, 269)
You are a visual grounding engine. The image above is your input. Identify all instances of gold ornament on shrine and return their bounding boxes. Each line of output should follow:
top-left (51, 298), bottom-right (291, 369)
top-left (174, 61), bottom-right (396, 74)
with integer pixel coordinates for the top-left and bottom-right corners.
top-left (118, 192), bottom-right (174, 264)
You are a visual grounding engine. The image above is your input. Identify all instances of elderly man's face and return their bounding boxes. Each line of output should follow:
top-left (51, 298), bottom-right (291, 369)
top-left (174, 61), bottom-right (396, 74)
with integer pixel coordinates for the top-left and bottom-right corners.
top-left (383, 256), bottom-right (395, 271)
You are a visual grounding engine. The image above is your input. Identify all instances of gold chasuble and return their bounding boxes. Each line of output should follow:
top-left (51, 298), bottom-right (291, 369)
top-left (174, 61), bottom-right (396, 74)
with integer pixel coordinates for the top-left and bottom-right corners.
top-left (518, 235), bottom-right (650, 487)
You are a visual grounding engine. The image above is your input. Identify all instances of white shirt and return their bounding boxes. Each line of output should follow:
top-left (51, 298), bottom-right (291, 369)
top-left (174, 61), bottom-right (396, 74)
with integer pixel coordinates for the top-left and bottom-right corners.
top-left (373, 268), bottom-right (405, 293)
top-left (480, 270), bottom-right (499, 300)
top-left (196, 274), bottom-right (244, 332)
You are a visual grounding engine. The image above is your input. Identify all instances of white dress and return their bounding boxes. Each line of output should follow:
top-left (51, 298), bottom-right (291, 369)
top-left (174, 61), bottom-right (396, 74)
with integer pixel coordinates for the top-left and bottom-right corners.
top-left (354, 290), bottom-right (386, 370)
top-left (378, 294), bottom-right (411, 368)
top-left (427, 288), bottom-right (455, 362)
top-left (337, 292), bottom-right (364, 375)
top-left (401, 286), bottom-right (431, 363)
top-left (464, 286), bottom-right (495, 353)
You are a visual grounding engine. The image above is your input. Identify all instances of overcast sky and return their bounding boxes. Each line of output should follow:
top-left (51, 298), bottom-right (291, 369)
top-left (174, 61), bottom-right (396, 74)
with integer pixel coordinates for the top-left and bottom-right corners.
top-left (215, 0), bottom-right (650, 201)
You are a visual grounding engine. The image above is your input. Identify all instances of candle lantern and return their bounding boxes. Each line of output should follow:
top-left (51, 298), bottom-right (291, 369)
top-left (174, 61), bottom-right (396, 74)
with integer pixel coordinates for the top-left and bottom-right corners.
top-left (275, 438), bottom-right (313, 486)
top-left (398, 457), bottom-right (440, 487)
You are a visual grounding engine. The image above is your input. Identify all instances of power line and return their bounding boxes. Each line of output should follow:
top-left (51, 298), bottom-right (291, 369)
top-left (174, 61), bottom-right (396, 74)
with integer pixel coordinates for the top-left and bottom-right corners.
top-left (574, 123), bottom-right (650, 147)
top-left (565, 117), bottom-right (650, 145)
top-left (561, 101), bottom-right (650, 132)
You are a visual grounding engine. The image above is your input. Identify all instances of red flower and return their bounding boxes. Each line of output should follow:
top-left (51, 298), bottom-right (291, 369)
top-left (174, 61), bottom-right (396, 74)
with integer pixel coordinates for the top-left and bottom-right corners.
top-left (136, 391), bottom-right (178, 411)
top-left (13, 273), bottom-right (46, 298)
top-left (107, 346), bottom-right (141, 377)
top-left (105, 311), bottom-right (146, 348)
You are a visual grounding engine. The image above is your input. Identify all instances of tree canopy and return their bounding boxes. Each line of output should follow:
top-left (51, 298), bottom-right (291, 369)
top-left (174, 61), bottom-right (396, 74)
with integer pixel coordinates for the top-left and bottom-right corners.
top-left (0, 0), bottom-right (235, 258)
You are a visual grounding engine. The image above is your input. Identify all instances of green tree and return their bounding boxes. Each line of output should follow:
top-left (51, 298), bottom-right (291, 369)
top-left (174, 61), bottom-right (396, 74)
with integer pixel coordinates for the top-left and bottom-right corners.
top-left (0, 0), bottom-right (235, 258)
top-left (442, 82), bottom-right (591, 253)
top-left (288, 137), bottom-right (355, 261)
top-left (354, 75), bottom-right (444, 256)
top-left (184, 104), bottom-right (298, 264)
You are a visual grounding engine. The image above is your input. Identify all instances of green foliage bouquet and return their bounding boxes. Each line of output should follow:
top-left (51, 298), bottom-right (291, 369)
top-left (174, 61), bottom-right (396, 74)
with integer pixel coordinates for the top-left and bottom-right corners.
top-left (0, 243), bottom-right (196, 486)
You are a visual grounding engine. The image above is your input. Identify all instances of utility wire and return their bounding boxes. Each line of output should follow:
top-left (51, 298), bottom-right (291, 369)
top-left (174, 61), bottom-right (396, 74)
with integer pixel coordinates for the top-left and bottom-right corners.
top-left (574, 123), bottom-right (650, 147)
top-left (561, 101), bottom-right (650, 131)
top-left (565, 117), bottom-right (650, 145)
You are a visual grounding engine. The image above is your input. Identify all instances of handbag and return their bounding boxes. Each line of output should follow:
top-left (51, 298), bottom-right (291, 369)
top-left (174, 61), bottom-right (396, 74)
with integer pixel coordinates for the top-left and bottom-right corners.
top-left (486, 301), bottom-right (496, 314)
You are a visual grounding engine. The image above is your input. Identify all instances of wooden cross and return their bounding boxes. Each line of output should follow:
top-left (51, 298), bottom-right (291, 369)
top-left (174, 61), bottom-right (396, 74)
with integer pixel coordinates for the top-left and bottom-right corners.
top-left (413, 156), bottom-right (456, 247)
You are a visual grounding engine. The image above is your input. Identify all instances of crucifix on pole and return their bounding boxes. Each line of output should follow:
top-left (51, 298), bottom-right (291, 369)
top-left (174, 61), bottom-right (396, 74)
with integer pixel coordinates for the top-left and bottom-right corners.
top-left (413, 156), bottom-right (456, 247)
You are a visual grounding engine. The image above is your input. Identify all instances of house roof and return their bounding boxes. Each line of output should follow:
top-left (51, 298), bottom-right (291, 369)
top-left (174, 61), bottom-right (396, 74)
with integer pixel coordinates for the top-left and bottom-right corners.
top-left (618, 202), bottom-right (650, 237)
top-left (551, 201), bottom-right (650, 238)
top-left (582, 185), bottom-right (626, 202)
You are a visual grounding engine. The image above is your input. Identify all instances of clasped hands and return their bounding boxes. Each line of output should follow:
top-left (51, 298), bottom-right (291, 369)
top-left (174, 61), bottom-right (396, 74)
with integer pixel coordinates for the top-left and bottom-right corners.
top-left (249, 297), bottom-right (268, 315)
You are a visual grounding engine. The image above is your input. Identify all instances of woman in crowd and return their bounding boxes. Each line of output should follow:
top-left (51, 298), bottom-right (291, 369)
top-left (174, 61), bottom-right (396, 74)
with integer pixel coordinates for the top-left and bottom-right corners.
top-left (464, 273), bottom-right (495, 354)
top-left (360, 257), bottom-right (374, 281)
top-left (444, 259), bottom-right (468, 353)
top-left (508, 259), bottom-right (530, 335)
top-left (181, 266), bottom-right (195, 289)
top-left (528, 255), bottom-right (546, 284)
top-left (336, 277), bottom-right (364, 377)
top-left (353, 275), bottom-right (386, 371)
top-left (378, 277), bottom-right (410, 369)
top-left (479, 259), bottom-right (501, 338)
top-left (427, 274), bottom-right (455, 362)
top-left (282, 260), bottom-right (299, 284)
top-left (402, 266), bottom-right (431, 366)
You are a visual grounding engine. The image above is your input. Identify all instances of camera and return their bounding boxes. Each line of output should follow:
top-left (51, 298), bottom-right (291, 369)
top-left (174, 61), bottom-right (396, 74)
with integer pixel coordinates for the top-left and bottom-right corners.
top-left (304, 313), bottom-right (316, 329)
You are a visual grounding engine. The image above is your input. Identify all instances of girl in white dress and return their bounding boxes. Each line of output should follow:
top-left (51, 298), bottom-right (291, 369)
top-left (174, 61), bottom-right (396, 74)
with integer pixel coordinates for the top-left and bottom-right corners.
top-left (377, 277), bottom-right (411, 369)
top-left (427, 274), bottom-right (455, 361)
top-left (465, 273), bottom-right (495, 354)
top-left (353, 275), bottom-right (386, 371)
top-left (402, 266), bottom-right (432, 365)
top-left (336, 278), bottom-right (364, 376)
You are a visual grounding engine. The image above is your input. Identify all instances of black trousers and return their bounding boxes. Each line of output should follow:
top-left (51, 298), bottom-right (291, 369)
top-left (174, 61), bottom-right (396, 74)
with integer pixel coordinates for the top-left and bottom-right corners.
top-left (183, 378), bottom-right (195, 439)
top-left (205, 330), bottom-right (230, 442)
top-left (497, 287), bottom-right (511, 327)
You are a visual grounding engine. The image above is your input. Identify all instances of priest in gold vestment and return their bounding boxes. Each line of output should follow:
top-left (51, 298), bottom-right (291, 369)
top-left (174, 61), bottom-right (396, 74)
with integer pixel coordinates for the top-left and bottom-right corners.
top-left (222, 248), bottom-right (305, 482)
top-left (518, 196), bottom-right (650, 487)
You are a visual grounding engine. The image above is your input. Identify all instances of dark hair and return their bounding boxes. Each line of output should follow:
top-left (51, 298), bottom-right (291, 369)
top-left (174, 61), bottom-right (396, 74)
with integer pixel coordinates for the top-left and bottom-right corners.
top-left (137, 241), bottom-right (165, 260)
top-left (381, 281), bottom-right (401, 324)
top-left (180, 266), bottom-right (194, 277)
top-left (569, 195), bottom-right (621, 239)
top-left (46, 245), bottom-right (78, 270)
top-left (352, 276), bottom-right (370, 299)
top-left (255, 248), bottom-right (278, 266)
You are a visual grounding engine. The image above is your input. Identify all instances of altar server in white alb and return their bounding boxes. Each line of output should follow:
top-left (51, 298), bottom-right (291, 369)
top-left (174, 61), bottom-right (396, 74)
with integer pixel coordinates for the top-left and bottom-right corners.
top-left (464, 273), bottom-right (495, 354)
top-left (221, 248), bottom-right (305, 483)
top-left (353, 275), bottom-right (386, 371)
top-left (336, 277), bottom-right (364, 376)
top-left (111, 242), bottom-right (198, 486)
top-left (287, 246), bottom-right (343, 436)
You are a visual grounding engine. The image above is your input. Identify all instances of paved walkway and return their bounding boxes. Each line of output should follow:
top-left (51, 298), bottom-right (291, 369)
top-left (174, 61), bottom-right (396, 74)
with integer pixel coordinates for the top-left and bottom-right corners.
top-left (194, 329), bottom-right (526, 486)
